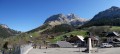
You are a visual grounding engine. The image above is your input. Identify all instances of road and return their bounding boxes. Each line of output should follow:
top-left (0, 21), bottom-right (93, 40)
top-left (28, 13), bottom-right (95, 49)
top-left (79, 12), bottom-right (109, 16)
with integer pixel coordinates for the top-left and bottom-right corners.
top-left (27, 47), bottom-right (120, 54)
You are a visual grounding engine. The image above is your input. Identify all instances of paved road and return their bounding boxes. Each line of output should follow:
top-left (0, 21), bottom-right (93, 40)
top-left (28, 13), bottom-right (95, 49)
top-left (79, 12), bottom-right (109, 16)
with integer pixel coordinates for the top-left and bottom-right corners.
top-left (99, 47), bottom-right (120, 54)
top-left (27, 47), bottom-right (120, 54)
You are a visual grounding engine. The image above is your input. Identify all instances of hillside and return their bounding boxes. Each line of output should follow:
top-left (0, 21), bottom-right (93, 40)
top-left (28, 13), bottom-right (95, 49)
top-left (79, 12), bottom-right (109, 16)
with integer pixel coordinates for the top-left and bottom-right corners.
top-left (27, 24), bottom-right (49, 33)
top-left (26, 14), bottom-right (88, 43)
top-left (0, 24), bottom-right (21, 38)
top-left (81, 6), bottom-right (120, 28)
top-left (27, 13), bottom-right (87, 35)
top-left (48, 30), bottom-right (87, 43)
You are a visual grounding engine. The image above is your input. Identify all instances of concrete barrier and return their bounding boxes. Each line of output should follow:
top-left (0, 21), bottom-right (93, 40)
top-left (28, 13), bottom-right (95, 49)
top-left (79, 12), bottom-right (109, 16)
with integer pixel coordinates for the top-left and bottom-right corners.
top-left (0, 44), bottom-right (32, 54)
top-left (20, 44), bottom-right (32, 54)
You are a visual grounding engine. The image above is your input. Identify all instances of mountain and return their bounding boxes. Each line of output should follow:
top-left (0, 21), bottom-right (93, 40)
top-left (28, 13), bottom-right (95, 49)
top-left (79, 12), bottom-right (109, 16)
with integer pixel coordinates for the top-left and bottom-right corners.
top-left (44, 13), bottom-right (87, 27)
top-left (27, 13), bottom-right (87, 37)
top-left (81, 6), bottom-right (120, 28)
top-left (92, 6), bottom-right (120, 20)
top-left (0, 24), bottom-right (21, 38)
top-left (0, 24), bottom-right (9, 28)
top-left (28, 14), bottom-right (87, 33)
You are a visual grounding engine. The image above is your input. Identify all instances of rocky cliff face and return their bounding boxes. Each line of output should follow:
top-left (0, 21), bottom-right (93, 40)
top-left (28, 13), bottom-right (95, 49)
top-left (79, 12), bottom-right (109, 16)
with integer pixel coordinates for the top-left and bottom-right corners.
top-left (44, 13), bottom-right (87, 27)
top-left (28, 13), bottom-right (87, 33)
top-left (0, 24), bottom-right (9, 28)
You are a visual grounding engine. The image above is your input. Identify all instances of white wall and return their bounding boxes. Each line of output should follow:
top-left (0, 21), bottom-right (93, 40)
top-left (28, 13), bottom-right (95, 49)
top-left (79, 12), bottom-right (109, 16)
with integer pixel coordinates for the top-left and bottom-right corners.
top-left (20, 43), bottom-right (32, 54)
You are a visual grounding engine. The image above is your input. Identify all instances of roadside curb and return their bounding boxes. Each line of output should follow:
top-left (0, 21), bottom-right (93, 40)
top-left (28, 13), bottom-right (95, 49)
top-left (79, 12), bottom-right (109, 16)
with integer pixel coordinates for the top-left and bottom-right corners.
top-left (23, 47), bottom-right (33, 54)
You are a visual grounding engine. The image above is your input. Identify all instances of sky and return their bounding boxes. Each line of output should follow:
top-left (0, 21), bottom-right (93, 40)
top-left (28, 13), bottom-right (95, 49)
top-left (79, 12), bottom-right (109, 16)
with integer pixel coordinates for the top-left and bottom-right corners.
top-left (0, 0), bottom-right (120, 32)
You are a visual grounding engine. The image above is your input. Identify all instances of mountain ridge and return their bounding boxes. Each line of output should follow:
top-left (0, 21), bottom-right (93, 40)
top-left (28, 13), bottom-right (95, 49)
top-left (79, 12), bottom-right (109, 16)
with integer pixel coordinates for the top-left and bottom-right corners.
top-left (44, 13), bottom-right (87, 27)
top-left (81, 6), bottom-right (120, 28)
top-left (27, 13), bottom-right (88, 37)
top-left (0, 24), bottom-right (21, 38)
top-left (92, 6), bottom-right (120, 20)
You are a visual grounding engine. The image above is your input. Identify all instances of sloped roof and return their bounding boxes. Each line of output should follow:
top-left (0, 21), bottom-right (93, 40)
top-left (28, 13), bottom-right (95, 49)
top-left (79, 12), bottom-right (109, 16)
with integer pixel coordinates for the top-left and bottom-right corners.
top-left (116, 38), bottom-right (120, 41)
top-left (106, 32), bottom-right (119, 37)
top-left (77, 35), bottom-right (84, 41)
top-left (113, 38), bottom-right (120, 42)
top-left (56, 41), bottom-right (73, 48)
top-left (67, 35), bottom-right (84, 42)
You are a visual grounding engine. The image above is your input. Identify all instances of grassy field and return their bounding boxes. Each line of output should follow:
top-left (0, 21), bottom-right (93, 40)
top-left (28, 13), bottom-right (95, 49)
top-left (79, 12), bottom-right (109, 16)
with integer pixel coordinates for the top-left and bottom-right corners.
top-left (110, 26), bottom-right (120, 31)
top-left (1, 26), bottom-right (120, 50)
top-left (49, 26), bottom-right (120, 43)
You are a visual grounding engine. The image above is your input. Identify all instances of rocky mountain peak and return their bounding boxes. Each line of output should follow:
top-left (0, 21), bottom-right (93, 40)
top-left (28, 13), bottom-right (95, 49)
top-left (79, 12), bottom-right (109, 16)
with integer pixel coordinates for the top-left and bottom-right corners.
top-left (92, 6), bottom-right (120, 20)
top-left (44, 13), bottom-right (87, 26)
top-left (44, 14), bottom-right (67, 24)
top-left (0, 24), bottom-right (9, 28)
top-left (58, 13), bottom-right (65, 17)
top-left (109, 6), bottom-right (120, 11)
top-left (67, 13), bottom-right (78, 20)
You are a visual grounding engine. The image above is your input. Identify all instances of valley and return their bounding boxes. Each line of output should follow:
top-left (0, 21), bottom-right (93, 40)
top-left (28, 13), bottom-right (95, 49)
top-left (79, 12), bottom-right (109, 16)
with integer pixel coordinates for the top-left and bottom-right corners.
top-left (1, 6), bottom-right (120, 54)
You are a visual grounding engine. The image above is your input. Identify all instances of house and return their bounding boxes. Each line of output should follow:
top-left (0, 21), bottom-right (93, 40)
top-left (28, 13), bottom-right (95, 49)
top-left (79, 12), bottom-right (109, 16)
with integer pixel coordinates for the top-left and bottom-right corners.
top-left (67, 35), bottom-right (85, 47)
top-left (106, 32), bottom-right (120, 43)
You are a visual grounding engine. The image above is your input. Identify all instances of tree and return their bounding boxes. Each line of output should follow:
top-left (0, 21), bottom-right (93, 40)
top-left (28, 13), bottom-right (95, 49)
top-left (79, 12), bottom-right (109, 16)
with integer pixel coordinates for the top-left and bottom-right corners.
top-left (3, 42), bottom-right (8, 49)
top-left (88, 26), bottom-right (110, 36)
top-left (63, 35), bottom-right (68, 41)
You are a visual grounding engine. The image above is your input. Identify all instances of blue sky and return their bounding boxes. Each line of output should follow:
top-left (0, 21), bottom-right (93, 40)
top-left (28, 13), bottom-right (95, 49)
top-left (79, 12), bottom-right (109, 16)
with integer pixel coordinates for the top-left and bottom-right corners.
top-left (0, 0), bottom-right (120, 32)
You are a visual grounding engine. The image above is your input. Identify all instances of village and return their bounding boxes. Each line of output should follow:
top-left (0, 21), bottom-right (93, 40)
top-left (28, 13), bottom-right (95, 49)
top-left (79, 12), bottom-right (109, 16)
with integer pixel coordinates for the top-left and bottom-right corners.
top-left (25, 31), bottom-right (120, 54)
top-left (0, 0), bottom-right (120, 54)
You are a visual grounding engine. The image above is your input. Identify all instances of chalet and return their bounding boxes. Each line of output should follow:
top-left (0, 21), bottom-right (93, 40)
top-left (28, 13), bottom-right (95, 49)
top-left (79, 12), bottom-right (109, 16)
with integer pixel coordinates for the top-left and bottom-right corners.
top-left (106, 32), bottom-right (120, 43)
top-left (67, 35), bottom-right (84, 47)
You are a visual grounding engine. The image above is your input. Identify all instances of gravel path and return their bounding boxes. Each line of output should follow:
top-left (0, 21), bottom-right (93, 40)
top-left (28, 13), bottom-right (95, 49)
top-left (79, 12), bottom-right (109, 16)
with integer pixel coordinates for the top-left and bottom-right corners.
top-left (27, 47), bottom-right (120, 54)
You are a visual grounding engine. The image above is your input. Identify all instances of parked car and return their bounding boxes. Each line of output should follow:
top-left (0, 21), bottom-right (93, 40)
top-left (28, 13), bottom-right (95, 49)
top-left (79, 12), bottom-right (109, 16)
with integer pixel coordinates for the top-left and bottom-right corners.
top-left (100, 43), bottom-right (113, 48)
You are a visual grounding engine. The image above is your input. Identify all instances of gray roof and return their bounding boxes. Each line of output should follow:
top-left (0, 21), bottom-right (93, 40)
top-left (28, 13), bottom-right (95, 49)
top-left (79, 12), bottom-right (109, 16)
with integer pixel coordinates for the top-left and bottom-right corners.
top-left (56, 41), bottom-right (73, 48)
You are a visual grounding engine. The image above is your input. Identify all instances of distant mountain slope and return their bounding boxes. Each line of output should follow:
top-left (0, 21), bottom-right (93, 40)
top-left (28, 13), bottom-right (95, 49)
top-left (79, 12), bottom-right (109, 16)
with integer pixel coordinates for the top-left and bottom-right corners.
top-left (27, 24), bottom-right (49, 33)
top-left (92, 6), bottom-right (120, 20)
top-left (81, 6), bottom-right (120, 28)
top-left (0, 24), bottom-right (21, 38)
top-left (28, 13), bottom-right (87, 34)
top-left (41, 24), bottom-right (74, 34)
